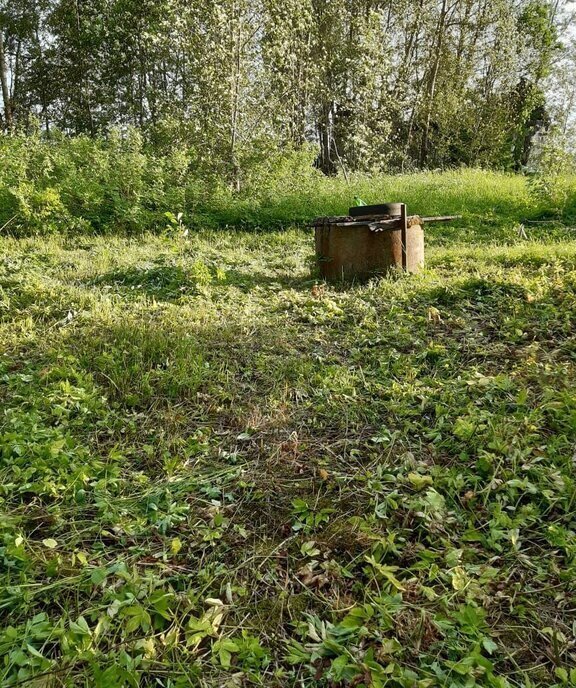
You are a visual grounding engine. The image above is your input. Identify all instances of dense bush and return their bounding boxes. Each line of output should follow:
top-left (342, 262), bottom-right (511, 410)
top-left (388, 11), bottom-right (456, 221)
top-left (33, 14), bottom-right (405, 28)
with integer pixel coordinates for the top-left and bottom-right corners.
top-left (0, 129), bottom-right (190, 235)
top-left (1, 130), bottom-right (575, 236)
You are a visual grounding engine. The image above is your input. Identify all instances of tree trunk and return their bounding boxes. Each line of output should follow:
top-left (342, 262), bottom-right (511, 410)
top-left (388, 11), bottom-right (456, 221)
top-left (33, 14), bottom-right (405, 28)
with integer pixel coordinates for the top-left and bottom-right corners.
top-left (34, 28), bottom-right (50, 134)
top-left (419, 0), bottom-right (449, 167)
top-left (0, 28), bottom-right (13, 132)
top-left (229, 1), bottom-right (243, 192)
top-left (317, 101), bottom-right (337, 175)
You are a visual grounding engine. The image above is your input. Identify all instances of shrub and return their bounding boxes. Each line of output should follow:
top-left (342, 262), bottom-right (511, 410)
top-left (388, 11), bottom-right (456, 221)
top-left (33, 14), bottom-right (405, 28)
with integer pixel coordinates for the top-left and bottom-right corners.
top-left (528, 141), bottom-right (576, 218)
top-left (0, 129), bottom-right (191, 236)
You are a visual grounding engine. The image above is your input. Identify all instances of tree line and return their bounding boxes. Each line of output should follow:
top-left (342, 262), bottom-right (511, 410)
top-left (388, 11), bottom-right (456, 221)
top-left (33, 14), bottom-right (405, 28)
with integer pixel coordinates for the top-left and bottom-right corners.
top-left (0, 0), bottom-right (570, 184)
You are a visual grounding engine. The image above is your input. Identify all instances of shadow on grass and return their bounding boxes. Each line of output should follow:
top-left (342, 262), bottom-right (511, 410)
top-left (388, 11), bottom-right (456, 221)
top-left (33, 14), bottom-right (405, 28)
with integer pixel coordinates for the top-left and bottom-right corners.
top-left (89, 265), bottom-right (194, 301)
top-left (2, 272), bottom-right (573, 688)
top-left (223, 267), bottom-right (316, 291)
top-left (419, 276), bottom-right (529, 308)
top-left (87, 263), bottom-right (316, 301)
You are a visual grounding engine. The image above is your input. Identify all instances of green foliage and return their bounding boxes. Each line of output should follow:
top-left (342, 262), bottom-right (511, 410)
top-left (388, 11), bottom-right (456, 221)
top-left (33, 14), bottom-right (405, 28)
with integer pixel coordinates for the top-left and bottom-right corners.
top-left (2, 0), bottom-right (572, 171)
top-left (0, 129), bottom-right (189, 235)
top-left (2, 131), bottom-right (575, 236)
top-left (291, 499), bottom-right (334, 532)
top-left (529, 141), bottom-right (576, 217)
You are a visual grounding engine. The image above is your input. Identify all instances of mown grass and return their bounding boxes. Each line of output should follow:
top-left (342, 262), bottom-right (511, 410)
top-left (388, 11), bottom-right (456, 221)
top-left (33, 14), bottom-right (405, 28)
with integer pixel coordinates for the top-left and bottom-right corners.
top-left (1, 216), bottom-right (576, 687)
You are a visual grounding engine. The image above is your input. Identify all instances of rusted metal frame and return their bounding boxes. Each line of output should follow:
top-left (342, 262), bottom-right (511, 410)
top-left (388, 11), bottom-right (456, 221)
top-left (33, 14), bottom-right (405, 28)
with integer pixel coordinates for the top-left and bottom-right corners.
top-left (313, 213), bottom-right (461, 227)
top-left (331, 218), bottom-right (402, 229)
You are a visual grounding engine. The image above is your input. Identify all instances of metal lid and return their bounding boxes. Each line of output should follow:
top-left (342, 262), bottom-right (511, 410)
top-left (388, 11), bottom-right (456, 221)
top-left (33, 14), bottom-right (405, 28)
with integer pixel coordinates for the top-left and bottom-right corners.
top-left (349, 202), bottom-right (403, 218)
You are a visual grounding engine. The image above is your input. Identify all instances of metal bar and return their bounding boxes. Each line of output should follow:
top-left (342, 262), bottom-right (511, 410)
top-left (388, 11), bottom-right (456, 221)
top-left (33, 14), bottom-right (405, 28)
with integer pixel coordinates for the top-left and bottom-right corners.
top-left (419, 215), bottom-right (461, 223)
top-left (400, 203), bottom-right (407, 271)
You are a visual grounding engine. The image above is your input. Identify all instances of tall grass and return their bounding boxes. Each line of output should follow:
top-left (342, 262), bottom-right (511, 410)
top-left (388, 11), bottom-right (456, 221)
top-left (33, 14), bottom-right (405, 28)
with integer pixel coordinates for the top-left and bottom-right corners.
top-left (1, 131), bottom-right (575, 236)
top-left (208, 169), bottom-right (541, 229)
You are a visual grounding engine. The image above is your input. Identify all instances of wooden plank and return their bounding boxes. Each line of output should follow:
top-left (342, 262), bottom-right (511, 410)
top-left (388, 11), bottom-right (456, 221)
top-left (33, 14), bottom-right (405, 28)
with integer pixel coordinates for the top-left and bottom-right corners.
top-left (313, 214), bottom-right (460, 229)
top-left (312, 216), bottom-right (352, 225)
top-left (347, 213), bottom-right (391, 222)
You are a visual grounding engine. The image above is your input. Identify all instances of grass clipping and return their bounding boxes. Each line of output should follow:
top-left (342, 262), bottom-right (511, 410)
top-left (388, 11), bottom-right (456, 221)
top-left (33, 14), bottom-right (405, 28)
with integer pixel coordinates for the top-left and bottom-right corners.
top-left (0, 224), bottom-right (575, 687)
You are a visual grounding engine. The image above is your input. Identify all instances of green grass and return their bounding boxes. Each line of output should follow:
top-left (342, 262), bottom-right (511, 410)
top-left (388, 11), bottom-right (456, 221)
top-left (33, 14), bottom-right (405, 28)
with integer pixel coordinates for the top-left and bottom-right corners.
top-left (203, 169), bottom-right (548, 232)
top-left (1, 217), bottom-right (576, 686)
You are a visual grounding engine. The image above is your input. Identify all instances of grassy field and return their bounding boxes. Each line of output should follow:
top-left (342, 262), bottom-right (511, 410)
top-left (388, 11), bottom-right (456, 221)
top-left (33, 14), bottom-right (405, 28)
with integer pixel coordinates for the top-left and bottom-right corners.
top-left (1, 212), bottom-right (576, 686)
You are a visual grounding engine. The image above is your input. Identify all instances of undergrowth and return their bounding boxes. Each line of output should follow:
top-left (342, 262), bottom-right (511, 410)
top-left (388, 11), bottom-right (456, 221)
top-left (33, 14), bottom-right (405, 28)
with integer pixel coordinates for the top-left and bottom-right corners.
top-left (1, 131), bottom-right (575, 237)
top-left (1, 220), bottom-right (575, 687)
